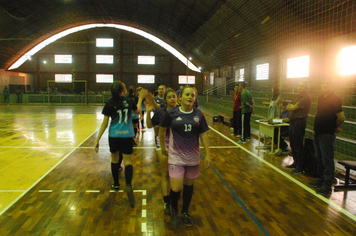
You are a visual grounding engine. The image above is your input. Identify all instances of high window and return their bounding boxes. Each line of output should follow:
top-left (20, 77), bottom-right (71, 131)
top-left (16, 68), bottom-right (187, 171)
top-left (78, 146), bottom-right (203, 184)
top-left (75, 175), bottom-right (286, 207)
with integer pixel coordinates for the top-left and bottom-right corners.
top-left (138, 56), bottom-right (155, 65)
top-left (179, 75), bottom-right (195, 84)
top-left (55, 55), bottom-right (72, 64)
top-left (55, 74), bottom-right (72, 82)
top-left (256, 63), bottom-right (269, 80)
top-left (96, 74), bottom-right (113, 83)
top-left (96, 38), bottom-right (113, 47)
top-left (287, 55), bottom-right (310, 78)
top-left (96, 55), bottom-right (114, 64)
top-left (138, 75), bottom-right (155, 84)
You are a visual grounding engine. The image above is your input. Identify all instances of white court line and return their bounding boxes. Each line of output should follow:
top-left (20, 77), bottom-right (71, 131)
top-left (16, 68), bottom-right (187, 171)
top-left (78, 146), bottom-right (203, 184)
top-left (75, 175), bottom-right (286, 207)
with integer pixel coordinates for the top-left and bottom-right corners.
top-left (209, 126), bottom-right (356, 222)
top-left (0, 129), bottom-right (98, 216)
top-left (85, 190), bottom-right (100, 193)
top-left (62, 190), bottom-right (76, 193)
top-left (0, 190), bottom-right (25, 192)
top-left (0, 146), bottom-right (157, 149)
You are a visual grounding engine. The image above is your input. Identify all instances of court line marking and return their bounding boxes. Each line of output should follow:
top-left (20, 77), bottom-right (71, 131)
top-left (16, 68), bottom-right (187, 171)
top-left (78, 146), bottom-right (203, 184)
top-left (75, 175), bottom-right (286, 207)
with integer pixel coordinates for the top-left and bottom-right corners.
top-left (209, 126), bottom-right (356, 222)
top-left (201, 152), bottom-right (270, 236)
top-left (0, 146), bottom-right (238, 149)
top-left (0, 190), bottom-right (26, 192)
top-left (0, 129), bottom-right (98, 216)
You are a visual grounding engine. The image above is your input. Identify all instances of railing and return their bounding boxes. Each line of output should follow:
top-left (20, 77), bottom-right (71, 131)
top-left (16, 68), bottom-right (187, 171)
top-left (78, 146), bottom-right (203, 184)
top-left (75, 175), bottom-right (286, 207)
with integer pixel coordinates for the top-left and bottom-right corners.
top-left (202, 77), bottom-right (236, 102)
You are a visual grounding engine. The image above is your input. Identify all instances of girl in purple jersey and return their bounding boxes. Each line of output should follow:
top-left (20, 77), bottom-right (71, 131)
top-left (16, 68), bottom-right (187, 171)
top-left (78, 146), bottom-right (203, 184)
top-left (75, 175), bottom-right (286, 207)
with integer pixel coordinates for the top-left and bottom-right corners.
top-left (146, 88), bottom-right (177, 215)
top-left (159, 86), bottom-right (211, 227)
top-left (94, 81), bottom-right (147, 207)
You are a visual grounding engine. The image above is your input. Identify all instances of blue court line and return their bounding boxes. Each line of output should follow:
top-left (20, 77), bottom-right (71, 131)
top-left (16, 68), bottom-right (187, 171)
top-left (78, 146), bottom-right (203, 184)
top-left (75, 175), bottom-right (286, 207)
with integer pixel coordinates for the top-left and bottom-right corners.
top-left (200, 152), bottom-right (270, 236)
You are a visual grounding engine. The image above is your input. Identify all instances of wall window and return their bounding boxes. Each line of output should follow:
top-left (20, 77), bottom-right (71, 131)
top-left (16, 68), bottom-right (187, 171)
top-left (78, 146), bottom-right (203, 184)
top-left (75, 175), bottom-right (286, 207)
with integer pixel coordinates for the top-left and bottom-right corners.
top-left (210, 72), bottom-right (214, 86)
top-left (179, 75), bottom-right (195, 84)
top-left (96, 74), bottom-right (113, 83)
top-left (96, 55), bottom-right (113, 64)
top-left (239, 68), bottom-right (245, 81)
top-left (138, 56), bottom-right (155, 65)
top-left (256, 63), bottom-right (269, 80)
top-left (338, 46), bottom-right (356, 76)
top-left (55, 55), bottom-right (72, 64)
top-left (138, 75), bottom-right (155, 84)
top-left (287, 55), bottom-right (310, 78)
top-left (55, 74), bottom-right (72, 82)
top-left (96, 38), bottom-right (113, 47)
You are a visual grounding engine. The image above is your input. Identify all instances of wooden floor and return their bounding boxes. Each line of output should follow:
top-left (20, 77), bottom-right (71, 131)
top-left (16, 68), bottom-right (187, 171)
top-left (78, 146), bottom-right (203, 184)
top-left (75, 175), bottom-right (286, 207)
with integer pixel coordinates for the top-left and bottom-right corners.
top-left (0, 105), bottom-right (355, 235)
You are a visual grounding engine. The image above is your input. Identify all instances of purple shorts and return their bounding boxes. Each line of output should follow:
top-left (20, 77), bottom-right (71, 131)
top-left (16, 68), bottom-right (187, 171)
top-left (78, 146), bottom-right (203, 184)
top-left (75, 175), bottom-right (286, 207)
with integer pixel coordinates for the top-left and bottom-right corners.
top-left (168, 164), bottom-right (200, 179)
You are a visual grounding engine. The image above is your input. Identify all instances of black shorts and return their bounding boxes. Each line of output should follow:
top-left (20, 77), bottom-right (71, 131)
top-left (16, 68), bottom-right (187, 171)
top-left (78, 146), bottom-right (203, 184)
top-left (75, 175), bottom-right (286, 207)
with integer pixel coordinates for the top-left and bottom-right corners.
top-left (109, 137), bottom-right (133, 154)
top-left (132, 118), bottom-right (139, 124)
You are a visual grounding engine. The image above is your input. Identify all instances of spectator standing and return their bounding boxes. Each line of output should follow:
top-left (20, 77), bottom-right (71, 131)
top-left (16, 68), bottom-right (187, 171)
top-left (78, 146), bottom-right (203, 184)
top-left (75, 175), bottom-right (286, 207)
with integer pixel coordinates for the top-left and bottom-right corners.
top-left (232, 85), bottom-right (242, 137)
top-left (238, 82), bottom-right (254, 143)
top-left (16, 86), bottom-right (22, 103)
top-left (263, 87), bottom-right (280, 120)
top-left (286, 80), bottom-right (312, 173)
top-left (309, 79), bottom-right (345, 195)
top-left (3, 85), bottom-right (9, 103)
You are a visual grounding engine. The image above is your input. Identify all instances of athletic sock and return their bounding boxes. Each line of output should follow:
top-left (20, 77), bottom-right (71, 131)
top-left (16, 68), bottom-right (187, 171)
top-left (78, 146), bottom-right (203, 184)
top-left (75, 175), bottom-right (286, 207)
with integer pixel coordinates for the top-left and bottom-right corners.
top-left (164, 195), bottom-right (170, 204)
top-left (170, 189), bottom-right (181, 211)
top-left (125, 165), bottom-right (133, 186)
top-left (111, 162), bottom-right (119, 184)
top-left (182, 184), bottom-right (194, 213)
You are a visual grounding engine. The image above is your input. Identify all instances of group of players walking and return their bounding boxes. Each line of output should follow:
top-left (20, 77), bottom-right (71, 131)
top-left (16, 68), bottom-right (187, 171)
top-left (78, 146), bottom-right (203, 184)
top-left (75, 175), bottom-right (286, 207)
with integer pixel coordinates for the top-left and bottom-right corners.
top-left (94, 81), bottom-right (211, 228)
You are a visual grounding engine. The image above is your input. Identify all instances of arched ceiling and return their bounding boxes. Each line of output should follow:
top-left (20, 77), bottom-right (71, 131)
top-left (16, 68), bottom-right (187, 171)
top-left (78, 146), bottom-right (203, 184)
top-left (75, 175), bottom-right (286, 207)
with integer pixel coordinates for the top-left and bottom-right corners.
top-left (0, 0), bottom-right (228, 71)
top-left (0, 0), bottom-right (352, 72)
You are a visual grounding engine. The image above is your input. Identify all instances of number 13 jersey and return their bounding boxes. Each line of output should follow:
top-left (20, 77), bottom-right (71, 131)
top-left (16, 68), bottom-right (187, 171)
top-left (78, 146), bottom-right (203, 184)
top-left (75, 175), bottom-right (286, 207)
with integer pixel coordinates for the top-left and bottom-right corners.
top-left (161, 106), bottom-right (209, 166)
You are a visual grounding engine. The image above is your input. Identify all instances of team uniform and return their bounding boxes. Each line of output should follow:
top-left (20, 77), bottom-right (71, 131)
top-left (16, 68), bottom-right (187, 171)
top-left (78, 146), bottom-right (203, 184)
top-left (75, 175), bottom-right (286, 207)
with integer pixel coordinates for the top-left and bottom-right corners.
top-left (151, 107), bottom-right (170, 150)
top-left (154, 96), bottom-right (165, 109)
top-left (102, 96), bottom-right (137, 154)
top-left (129, 95), bottom-right (139, 125)
top-left (161, 106), bottom-right (209, 179)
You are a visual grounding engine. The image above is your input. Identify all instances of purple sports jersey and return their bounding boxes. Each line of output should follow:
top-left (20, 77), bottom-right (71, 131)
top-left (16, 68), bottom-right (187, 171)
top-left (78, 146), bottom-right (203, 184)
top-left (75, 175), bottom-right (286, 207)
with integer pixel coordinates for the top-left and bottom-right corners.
top-left (154, 96), bottom-right (165, 109)
top-left (160, 106), bottom-right (209, 166)
top-left (152, 107), bottom-right (170, 148)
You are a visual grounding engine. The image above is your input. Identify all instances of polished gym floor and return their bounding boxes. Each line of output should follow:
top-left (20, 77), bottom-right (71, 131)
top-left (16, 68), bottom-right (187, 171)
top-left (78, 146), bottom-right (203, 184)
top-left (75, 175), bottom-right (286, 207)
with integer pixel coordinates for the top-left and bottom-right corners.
top-left (0, 105), bottom-right (355, 235)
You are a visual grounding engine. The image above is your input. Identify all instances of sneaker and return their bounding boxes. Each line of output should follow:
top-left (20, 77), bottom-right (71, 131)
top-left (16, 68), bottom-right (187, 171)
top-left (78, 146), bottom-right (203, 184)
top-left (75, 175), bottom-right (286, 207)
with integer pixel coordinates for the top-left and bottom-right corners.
top-left (236, 139), bottom-right (246, 143)
top-left (119, 167), bottom-right (123, 172)
top-left (170, 207), bottom-right (178, 228)
top-left (164, 203), bottom-right (171, 215)
top-left (309, 180), bottom-right (323, 188)
top-left (236, 135), bottom-right (241, 138)
top-left (111, 183), bottom-right (120, 190)
top-left (141, 126), bottom-right (146, 130)
top-left (316, 186), bottom-right (332, 195)
top-left (291, 169), bottom-right (302, 174)
top-left (286, 163), bottom-right (296, 169)
top-left (138, 128), bottom-right (140, 132)
top-left (125, 185), bottom-right (135, 207)
top-left (181, 212), bottom-right (193, 226)
top-left (246, 137), bottom-right (251, 140)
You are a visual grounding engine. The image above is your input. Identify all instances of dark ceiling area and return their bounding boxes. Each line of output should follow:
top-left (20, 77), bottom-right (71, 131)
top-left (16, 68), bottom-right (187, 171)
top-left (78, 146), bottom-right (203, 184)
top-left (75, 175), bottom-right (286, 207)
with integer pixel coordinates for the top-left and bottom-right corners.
top-left (0, 0), bottom-right (354, 72)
